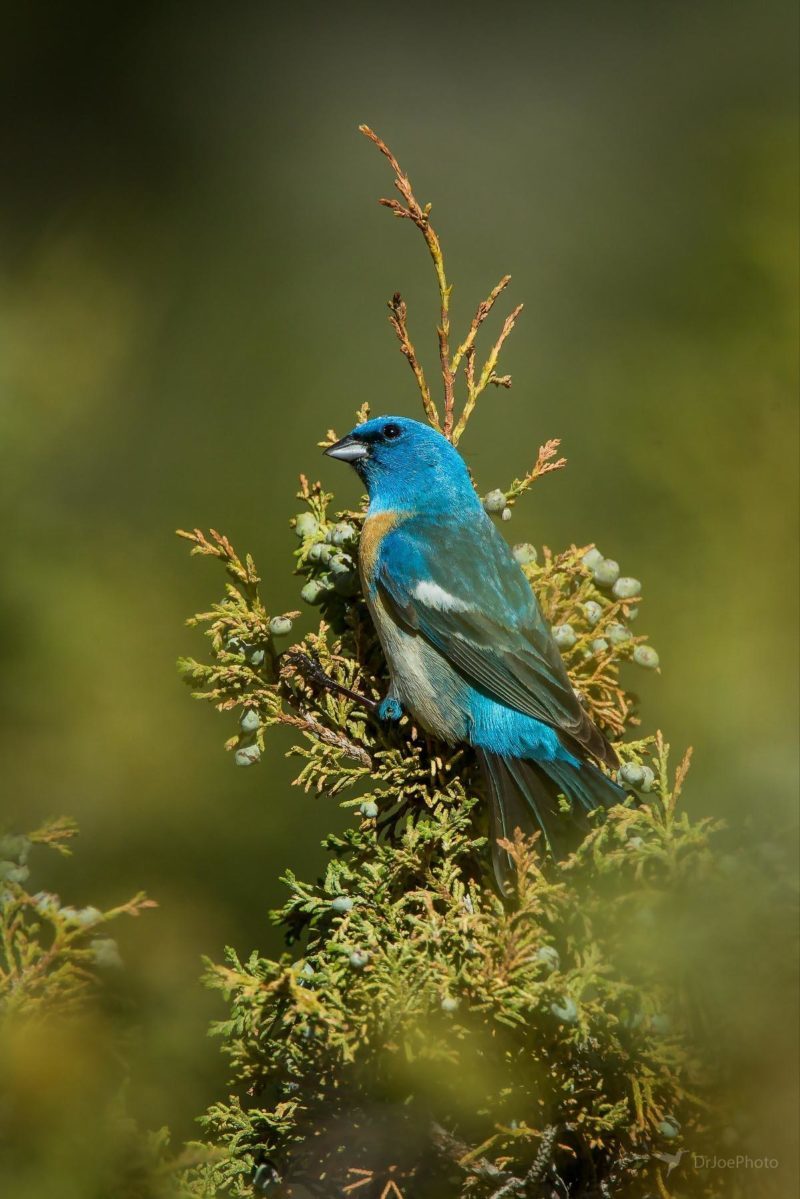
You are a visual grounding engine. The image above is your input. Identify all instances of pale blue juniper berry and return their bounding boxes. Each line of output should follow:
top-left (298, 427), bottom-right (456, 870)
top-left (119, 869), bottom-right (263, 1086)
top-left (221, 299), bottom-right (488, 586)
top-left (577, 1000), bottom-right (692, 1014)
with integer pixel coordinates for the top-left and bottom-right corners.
top-left (326, 416), bottom-right (625, 890)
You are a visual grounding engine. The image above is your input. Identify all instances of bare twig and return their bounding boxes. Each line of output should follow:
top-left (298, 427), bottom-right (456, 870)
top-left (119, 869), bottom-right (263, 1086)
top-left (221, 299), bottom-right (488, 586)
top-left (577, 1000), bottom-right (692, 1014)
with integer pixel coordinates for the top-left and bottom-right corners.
top-left (451, 274), bottom-right (511, 373)
top-left (476, 304), bottom-right (524, 395)
top-left (361, 125), bottom-right (523, 444)
top-left (278, 653), bottom-right (375, 768)
top-left (275, 709), bottom-right (372, 770)
top-left (360, 125), bottom-right (453, 433)
top-left (387, 293), bottom-right (437, 428)
top-left (282, 651), bottom-right (379, 716)
top-left (452, 300), bottom-right (524, 445)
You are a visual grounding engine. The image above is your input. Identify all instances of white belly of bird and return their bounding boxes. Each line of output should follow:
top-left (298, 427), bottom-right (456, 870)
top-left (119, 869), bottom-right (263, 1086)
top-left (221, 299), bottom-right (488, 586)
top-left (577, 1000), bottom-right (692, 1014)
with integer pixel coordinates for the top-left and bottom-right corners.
top-left (366, 590), bottom-right (469, 743)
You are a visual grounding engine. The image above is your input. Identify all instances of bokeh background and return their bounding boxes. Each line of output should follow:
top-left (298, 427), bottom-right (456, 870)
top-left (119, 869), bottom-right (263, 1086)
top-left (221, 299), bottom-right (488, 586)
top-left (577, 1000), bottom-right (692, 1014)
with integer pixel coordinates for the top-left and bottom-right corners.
top-left (1, 0), bottom-right (798, 1192)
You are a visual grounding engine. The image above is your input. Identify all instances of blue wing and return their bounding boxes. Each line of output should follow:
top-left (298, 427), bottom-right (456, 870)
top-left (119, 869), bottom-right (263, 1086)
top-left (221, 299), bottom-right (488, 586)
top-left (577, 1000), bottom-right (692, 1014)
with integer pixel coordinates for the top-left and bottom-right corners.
top-left (374, 511), bottom-right (617, 769)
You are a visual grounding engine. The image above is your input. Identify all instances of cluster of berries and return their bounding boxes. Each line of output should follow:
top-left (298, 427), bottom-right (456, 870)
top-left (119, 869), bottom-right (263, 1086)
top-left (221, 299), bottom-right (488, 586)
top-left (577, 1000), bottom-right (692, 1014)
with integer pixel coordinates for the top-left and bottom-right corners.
top-left (483, 488), bottom-right (513, 521)
top-left (295, 512), bottom-right (360, 605)
top-left (550, 547), bottom-right (659, 669)
top-left (323, 896), bottom-right (370, 970)
top-left (233, 510), bottom-right (361, 768)
top-left (234, 709), bottom-right (262, 768)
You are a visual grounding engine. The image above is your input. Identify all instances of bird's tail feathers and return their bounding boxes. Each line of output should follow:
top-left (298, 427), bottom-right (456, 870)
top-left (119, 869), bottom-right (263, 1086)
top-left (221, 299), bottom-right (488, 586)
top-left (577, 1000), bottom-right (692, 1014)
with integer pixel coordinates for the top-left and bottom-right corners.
top-left (477, 750), bottom-right (627, 893)
top-left (543, 756), bottom-right (627, 818)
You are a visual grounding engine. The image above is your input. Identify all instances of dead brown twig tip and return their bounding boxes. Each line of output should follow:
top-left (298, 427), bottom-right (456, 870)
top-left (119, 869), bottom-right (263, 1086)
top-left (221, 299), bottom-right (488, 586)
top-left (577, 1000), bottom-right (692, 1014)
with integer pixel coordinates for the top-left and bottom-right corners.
top-left (360, 124), bottom-right (522, 446)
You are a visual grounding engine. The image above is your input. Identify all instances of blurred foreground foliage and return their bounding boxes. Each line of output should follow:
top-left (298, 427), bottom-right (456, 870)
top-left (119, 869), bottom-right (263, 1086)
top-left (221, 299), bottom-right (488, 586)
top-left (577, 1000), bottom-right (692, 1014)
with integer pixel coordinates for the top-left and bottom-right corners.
top-left (0, 821), bottom-right (208, 1198)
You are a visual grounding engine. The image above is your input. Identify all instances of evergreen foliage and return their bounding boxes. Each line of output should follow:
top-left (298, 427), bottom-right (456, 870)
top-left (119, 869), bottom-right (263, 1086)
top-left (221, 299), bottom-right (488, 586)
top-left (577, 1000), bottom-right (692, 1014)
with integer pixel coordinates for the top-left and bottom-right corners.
top-left (0, 821), bottom-right (206, 1197)
top-left (175, 493), bottom-right (732, 1198)
top-left (0, 817), bottom-right (153, 1016)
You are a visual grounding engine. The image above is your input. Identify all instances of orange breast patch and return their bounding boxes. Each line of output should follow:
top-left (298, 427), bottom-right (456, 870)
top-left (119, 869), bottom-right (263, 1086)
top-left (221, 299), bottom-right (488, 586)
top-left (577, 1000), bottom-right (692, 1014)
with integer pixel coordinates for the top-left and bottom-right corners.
top-left (359, 510), bottom-right (407, 584)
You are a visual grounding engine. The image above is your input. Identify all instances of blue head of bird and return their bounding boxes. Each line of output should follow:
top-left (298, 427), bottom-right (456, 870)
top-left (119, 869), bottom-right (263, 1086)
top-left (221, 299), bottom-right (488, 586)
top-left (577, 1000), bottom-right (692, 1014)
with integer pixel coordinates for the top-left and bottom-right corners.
top-left (325, 416), bottom-right (480, 516)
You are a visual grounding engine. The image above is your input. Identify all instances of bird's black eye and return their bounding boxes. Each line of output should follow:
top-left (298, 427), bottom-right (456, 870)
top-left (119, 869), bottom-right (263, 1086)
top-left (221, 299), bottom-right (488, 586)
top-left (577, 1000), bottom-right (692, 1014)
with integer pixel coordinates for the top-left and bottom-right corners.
top-left (382, 422), bottom-right (402, 440)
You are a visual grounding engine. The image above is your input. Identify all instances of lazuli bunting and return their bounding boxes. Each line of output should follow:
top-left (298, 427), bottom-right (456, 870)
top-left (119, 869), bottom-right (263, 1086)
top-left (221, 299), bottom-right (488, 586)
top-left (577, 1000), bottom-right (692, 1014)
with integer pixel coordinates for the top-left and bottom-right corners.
top-left (325, 416), bottom-right (624, 889)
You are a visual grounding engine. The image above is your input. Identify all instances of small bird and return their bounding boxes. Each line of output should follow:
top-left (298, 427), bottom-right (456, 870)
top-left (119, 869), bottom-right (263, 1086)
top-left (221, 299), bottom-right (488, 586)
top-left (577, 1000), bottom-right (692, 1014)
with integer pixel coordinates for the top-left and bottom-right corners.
top-left (653, 1148), bottom-right (686, 1178)
top-left (325, 416), bottom-right (624, 889)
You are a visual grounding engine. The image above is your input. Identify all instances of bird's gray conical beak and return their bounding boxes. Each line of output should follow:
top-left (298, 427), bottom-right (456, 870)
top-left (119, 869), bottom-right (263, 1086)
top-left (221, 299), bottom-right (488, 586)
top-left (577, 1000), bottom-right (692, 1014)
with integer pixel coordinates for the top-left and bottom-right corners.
top-left (324, 436), bottom-right (369, 462)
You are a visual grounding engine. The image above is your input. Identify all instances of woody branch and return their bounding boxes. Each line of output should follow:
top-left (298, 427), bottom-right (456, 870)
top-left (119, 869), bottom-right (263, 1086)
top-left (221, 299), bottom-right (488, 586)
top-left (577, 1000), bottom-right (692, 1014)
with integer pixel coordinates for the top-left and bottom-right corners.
top-left (360, 125), bottom-right (522, 444)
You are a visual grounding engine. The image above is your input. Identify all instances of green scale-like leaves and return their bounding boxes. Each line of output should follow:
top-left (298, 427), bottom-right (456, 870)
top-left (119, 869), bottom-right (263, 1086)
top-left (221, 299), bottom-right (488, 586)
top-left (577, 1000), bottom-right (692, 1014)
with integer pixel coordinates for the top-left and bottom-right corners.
top-left (173, 440), bottom-right (763, 1199)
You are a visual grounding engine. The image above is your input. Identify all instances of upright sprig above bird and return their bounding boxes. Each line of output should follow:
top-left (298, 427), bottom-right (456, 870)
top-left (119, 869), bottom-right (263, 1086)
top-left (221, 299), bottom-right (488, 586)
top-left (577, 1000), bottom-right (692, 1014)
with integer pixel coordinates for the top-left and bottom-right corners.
top-left (359, 125), bottom-right (525, 446)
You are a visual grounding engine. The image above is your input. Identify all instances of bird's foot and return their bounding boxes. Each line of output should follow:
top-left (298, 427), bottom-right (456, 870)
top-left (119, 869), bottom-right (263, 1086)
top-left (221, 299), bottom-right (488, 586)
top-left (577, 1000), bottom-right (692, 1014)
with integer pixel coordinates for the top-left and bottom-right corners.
top-left (281, 651), bottom-right (379, 715)
top-left (377, 695), bottom-right (403, 722)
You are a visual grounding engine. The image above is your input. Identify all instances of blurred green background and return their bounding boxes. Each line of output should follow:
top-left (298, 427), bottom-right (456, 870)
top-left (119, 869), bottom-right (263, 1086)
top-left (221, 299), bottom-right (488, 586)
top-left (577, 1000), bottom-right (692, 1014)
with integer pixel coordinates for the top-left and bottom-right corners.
top-left (1, 0), bottom-right (797, 1189)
